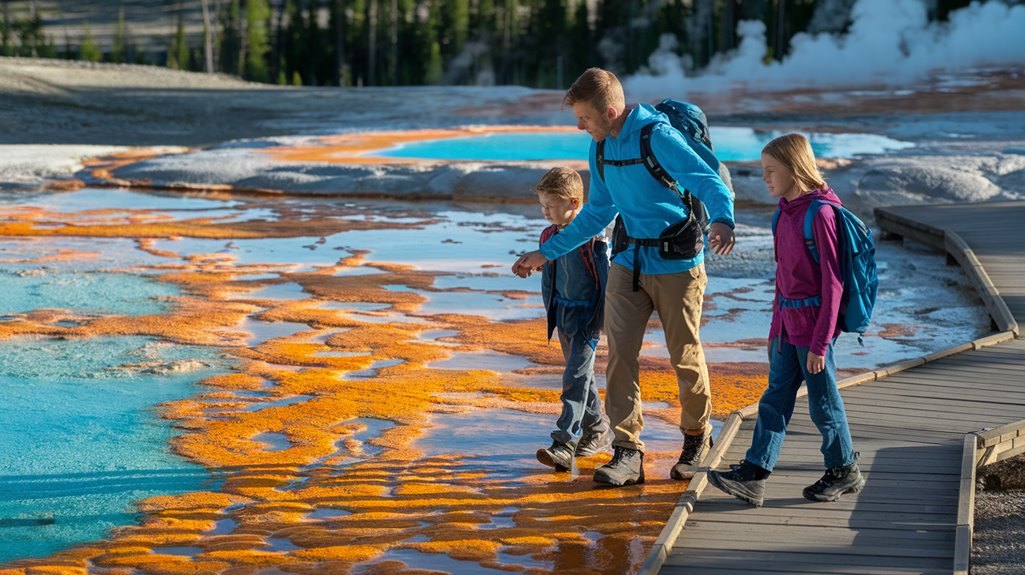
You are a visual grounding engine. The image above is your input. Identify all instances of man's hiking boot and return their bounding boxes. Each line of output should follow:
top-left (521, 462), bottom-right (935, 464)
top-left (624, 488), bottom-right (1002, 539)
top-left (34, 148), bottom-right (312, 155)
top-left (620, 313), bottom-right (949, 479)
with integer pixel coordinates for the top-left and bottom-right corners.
top-left (536, 442), bottom-right (575, 472)
top-left (803, 456), bottom-right (865, 502)
top-left (575, 429), bottom-right (613, 457)
top-left (593, 446), bottom-right (644, 486)
top-left (706, 460), bottom-right (769, 507)
top-left (670, 431), bottom-right (713, 480)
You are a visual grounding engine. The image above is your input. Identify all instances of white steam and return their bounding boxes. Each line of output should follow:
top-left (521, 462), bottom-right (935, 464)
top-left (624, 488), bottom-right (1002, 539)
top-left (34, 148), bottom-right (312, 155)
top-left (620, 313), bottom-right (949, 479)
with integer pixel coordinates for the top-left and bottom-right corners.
top-left (625, 0), bottom-right (1025, 98)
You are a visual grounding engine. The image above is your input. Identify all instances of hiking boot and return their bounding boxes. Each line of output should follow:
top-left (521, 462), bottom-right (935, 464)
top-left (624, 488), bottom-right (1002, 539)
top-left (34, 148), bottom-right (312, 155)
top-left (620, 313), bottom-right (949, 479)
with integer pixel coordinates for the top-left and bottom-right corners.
top-left (706, 460), bottom-right (769, 507)
top-left (536, 442), bottom-right (575, 472)
top-left (575, 429), bottom-right (613, 457)
top-left (593, 446), bottom-right (644, 487)
top-left (670, 431), bottom-right (713, 480)
top-left (803, 457), bottom-right (865, 502)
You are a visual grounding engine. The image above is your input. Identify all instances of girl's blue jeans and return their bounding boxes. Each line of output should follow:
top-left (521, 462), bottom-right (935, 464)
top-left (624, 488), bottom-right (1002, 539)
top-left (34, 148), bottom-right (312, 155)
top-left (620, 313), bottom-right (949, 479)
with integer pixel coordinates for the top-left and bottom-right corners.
top-left (745, 337), bottom-right (856, 472)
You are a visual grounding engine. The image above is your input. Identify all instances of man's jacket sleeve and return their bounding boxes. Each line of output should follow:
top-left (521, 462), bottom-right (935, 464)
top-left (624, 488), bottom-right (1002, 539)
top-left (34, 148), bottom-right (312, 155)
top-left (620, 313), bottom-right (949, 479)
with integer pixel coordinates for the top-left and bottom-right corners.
top-left (649, 124), bottom-right (735, 229)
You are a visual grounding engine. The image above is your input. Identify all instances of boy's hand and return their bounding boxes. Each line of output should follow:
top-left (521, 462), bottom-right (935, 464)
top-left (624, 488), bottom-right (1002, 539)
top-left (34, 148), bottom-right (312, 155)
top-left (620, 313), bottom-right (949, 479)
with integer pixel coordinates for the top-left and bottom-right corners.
top-left (512, 250), bottom-right (548, 278)
top-left (708, 222), bottom-right (735, 256)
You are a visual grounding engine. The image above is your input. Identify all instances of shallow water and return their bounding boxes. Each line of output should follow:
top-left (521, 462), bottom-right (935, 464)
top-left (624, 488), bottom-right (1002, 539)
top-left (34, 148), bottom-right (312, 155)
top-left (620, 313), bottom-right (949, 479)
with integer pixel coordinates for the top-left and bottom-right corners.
top-left (377, 128), bottom-right (914, 162)
top-left (0, 186), bottom-right (991, 572)
top-left (0, 336), bottom-right (222, 563)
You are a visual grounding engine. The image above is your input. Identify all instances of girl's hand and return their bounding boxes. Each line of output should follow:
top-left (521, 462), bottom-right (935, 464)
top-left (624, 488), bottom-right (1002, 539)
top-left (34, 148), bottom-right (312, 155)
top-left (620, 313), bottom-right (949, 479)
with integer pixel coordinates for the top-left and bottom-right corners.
top-left (807, 352), bottom-right (826, 375)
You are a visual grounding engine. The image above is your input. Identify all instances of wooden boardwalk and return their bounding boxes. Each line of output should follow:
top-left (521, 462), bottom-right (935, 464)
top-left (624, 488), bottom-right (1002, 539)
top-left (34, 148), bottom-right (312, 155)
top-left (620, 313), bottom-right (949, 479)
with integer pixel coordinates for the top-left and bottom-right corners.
top-left (648, 201), bottom-right (1025, 575)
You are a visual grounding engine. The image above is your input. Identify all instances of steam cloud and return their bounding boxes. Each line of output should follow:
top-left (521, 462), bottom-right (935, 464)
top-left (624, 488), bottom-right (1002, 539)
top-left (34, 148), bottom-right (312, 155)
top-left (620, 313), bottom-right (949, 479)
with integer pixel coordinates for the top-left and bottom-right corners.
top-left (625, 0), bottom-right (1025, 99)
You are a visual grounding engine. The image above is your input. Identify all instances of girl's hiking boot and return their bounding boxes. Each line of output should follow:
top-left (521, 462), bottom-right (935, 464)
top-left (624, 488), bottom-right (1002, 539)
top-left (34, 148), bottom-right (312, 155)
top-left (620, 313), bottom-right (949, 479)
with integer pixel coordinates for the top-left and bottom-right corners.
top-left (593, 446), bottom-right (644, 486)
top-left (536, 442), bottom-right (575, 472)
top-left (803, 457), bottom-right (865, 502)
top-left (575, 429), bottom-right (613, 457)
top-left (670, 431), bottom-right (713, 480)
top-left (706, 460), bottom-right (770, 507)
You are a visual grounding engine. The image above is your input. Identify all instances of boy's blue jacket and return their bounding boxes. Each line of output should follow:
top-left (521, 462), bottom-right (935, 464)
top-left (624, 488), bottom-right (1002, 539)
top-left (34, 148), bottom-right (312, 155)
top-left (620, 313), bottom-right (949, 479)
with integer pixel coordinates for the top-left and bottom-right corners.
top-left (540, 104), bottom-right (735, 274)
top-left (539, 225), bottom-right (609, 345)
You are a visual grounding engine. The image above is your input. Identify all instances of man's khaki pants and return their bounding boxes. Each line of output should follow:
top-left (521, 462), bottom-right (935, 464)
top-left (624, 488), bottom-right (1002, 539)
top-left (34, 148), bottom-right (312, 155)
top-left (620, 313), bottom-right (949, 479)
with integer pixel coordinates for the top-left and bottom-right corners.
top-left (604, 262), bottom-right (710, 452)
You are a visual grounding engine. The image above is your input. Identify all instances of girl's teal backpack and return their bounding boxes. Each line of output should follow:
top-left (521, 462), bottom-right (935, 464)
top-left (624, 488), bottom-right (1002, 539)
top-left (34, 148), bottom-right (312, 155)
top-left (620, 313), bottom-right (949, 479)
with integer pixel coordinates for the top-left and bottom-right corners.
top-left (772, 200), bottom-right (879, 342)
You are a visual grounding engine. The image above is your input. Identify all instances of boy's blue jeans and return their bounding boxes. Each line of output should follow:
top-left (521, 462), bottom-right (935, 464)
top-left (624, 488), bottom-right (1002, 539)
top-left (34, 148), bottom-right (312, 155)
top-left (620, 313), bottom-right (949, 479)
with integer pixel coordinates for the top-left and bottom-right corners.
top-left (745, 337), bottom-right (856, 472)
top-left (551, 329), bottom-right (607, 447)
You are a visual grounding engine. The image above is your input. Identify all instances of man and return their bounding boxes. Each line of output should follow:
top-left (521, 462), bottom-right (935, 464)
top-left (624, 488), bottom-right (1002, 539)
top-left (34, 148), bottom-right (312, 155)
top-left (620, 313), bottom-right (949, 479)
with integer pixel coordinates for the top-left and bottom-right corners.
top-left (512, 68), bottom-right (735, 487)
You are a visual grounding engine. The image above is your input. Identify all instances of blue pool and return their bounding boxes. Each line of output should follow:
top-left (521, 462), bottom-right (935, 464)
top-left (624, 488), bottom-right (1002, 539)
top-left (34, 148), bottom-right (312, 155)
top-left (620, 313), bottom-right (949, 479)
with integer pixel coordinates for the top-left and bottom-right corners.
top-left (378, 128), bottom-right (913, 162)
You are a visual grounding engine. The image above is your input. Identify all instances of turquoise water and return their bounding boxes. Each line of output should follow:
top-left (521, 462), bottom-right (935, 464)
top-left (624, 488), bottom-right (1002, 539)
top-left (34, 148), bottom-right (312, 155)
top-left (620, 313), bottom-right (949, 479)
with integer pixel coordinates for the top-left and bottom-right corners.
top-left (378, 128), bottom-right (914, 162)
top-left (0, 270), bottom-right (178, 315)
top-left (0, 335), bottom-right (223, 563)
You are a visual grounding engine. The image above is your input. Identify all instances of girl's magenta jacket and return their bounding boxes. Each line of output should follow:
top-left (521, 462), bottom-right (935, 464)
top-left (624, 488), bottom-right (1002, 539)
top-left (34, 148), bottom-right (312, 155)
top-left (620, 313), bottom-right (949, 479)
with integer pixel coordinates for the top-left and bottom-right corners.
top-left (768, 187), bottom-right (844, 356)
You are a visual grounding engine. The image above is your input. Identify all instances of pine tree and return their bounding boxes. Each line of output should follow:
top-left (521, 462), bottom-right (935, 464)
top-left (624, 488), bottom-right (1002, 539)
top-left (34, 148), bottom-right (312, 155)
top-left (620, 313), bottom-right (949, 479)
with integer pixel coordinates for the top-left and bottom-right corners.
top-left (168, 12), bottom-right (188, 69)
top-left (246, 0), bottom-right (271, 81)
top-left (1, 5), bottom-right (12, 57)
top-left (111, 5), bottom-right (128, 63)
top-left (79, 23), bottom-right (102, 62)
top-left (220, 0), bottom-right (242, 75)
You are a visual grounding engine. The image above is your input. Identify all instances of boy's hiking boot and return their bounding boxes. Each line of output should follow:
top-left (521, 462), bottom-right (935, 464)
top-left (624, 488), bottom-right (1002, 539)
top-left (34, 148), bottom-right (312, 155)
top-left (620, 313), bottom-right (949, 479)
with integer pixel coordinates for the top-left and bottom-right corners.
top-left (575, 429), bottom-right (613, 457)
top-left (536, 442), bottom-right (575, 472)
top-left (803, 456), bottom-right (865, 502)
top-left (593, 446), bottom-right (644, 487)
top-left (670, 431), bottom-right (713, 480)
top-left (706, 460), bottom-right (769, 507)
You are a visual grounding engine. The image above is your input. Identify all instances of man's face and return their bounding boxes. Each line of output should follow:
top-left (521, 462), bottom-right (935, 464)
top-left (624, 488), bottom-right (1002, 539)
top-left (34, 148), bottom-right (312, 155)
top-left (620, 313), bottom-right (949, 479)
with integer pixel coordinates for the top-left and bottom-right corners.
top-left (572, 101), bottom-right (613, 141)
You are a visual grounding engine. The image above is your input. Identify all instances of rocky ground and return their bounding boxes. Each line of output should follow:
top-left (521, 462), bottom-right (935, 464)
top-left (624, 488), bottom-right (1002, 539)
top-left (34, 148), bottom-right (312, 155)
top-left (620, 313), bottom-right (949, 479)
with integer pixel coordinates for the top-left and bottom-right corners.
top-left (3, 57), bottom-right (1025, 220)
top-left (974, 454), bottom-right (1025, 574)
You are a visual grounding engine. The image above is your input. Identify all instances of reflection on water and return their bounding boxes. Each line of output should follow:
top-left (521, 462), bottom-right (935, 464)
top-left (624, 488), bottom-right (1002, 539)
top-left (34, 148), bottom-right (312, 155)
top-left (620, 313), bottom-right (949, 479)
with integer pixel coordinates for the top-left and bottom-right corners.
top-left (0, 186), bottom-right (992, 572)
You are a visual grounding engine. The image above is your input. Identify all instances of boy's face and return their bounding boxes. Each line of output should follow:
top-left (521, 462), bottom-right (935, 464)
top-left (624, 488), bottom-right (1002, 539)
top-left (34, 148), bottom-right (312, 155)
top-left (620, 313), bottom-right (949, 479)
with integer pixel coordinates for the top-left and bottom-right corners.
top-left (538, 193), bottom-right (579, 227)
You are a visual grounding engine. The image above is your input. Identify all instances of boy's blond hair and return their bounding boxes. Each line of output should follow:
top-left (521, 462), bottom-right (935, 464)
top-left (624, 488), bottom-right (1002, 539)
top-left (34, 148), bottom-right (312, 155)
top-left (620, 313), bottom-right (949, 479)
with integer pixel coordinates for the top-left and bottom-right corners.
top-left (762, 133), bottom-right (827, 193)
top-left (536, 167), bottom-right (584, 202)
top-left (562, 67), bottom-right (625, 114)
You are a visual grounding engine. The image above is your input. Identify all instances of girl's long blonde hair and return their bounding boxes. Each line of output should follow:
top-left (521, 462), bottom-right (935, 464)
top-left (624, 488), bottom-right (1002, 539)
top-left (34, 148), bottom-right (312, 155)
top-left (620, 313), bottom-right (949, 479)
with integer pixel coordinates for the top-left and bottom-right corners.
top-left (762, 133), bottom-right (827, 193)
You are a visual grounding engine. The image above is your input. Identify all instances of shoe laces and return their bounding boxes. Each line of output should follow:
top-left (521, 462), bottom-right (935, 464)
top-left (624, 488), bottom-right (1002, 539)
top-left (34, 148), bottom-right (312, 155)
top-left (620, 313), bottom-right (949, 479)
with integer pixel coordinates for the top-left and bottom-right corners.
top-left (678, 433), bottom-right (706, 463)
top-left (609, 446), bottom-right (635, 466)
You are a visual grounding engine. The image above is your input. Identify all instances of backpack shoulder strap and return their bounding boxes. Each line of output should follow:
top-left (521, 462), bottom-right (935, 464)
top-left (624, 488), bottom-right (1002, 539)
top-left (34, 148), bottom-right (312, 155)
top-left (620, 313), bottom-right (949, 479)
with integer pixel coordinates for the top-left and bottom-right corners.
top-left (804, 199), bottom-right (842, 263)
top-left (638, 123), bottom-right (676, 190)
top-left (771, 207), bottom-right (781, 262)
top-left (596, 137), bottom-right (643, 182)
top-left (638, 123), bottom-right (693, 213)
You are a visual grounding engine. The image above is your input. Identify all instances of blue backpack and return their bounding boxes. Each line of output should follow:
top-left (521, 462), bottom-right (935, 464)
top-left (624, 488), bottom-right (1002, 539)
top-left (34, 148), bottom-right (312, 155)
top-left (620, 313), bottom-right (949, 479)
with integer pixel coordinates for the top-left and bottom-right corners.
top-left (772, 199), bottom-right (878, 340)
top-left (595, 99), bottom-right (724, 233)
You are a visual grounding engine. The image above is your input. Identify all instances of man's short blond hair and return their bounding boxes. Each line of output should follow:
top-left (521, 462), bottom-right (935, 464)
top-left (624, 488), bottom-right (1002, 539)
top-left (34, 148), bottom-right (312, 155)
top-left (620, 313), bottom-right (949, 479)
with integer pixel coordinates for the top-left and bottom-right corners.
top-left (563, 67), bottom-right (625, 113)
top-left (536, 167), bottom-right (584, 201)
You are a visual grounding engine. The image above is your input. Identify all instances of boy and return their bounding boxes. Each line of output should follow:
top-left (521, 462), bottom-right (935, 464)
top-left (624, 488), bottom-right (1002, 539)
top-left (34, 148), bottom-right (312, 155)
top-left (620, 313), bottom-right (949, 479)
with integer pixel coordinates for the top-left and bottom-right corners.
top-left (519, 167), bottom-right (612, 471)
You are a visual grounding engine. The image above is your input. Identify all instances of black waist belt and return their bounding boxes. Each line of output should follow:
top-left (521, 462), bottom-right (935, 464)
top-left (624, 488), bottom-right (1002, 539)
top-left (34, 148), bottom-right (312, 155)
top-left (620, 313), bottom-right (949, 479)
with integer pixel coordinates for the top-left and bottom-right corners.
top-left (626, 237), bottom-right (659, 292)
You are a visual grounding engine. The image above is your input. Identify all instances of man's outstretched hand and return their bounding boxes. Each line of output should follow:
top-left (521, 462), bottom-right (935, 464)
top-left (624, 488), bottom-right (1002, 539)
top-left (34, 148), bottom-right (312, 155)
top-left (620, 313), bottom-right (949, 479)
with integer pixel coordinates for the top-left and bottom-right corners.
top-left (512, 250), bottom-right (548, 278)
top-left (707, 222), bottom-right (736, 256)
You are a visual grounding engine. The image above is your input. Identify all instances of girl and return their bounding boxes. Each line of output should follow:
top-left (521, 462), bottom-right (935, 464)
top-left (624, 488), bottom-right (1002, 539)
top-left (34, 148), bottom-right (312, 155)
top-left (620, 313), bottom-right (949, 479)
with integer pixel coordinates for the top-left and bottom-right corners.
top-left (706, 133), bottom-right (863, 507)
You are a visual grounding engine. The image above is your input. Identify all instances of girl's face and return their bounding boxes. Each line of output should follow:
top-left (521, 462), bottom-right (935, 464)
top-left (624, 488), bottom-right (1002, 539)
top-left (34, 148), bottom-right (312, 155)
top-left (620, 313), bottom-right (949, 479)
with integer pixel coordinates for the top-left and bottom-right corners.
top-left (761, 153), bottom-right (801, 201)
top-left (538, 193), bottom-right (579, 227)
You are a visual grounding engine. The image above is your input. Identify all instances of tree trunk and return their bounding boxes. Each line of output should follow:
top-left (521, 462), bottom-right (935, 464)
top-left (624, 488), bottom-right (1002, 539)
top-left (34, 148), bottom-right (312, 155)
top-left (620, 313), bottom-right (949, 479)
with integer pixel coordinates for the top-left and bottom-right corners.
top-left (201, 0), bottom-right (215, 72)
top-left (334, 0), bottom-right (345, 86)
top-left (367, 0), bottom-right (377, 85)
top-left (389, 0), bottom-right (397, 85)
top-left (776, 0), bottom-right (786, 60)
